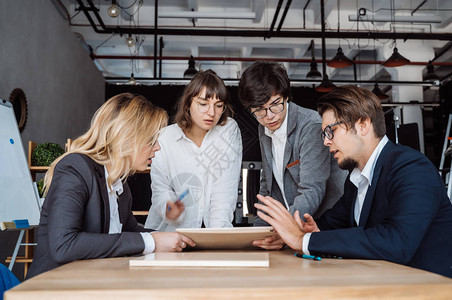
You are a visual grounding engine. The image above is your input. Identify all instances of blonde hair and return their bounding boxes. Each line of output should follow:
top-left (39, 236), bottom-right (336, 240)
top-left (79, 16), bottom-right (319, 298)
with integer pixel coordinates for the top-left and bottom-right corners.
top-left (43, 93), bottom-right (168, 195)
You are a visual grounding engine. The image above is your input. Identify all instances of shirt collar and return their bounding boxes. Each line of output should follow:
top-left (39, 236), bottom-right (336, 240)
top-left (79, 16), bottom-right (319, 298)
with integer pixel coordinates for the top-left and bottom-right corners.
top-left (104, 165), bottom-right (123, 195)
top-left (173, 125), bottom-right (185, 141)
top-left (350, 135), bottom-right (389, 187)
top-left (264, 102), bottom-right (289, 140)
top-left (174, 123), bottom-right (215, 143)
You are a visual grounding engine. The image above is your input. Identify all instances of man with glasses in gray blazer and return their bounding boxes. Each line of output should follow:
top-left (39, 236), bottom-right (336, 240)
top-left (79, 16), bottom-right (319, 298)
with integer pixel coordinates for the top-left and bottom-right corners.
top-left (238, 61), bottom-right (347, 250)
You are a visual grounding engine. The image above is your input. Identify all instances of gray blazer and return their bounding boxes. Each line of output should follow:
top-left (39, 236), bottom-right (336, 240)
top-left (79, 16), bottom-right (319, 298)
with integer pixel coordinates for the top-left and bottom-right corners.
top-left (255, 103), bottom-right (347, 226)
top-left (27, 153), bottom-right (152, 279)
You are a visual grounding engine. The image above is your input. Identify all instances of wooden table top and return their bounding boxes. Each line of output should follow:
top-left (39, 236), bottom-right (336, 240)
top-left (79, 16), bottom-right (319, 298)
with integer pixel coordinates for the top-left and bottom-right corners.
top-left (6, 250), bottom-right (452, 299)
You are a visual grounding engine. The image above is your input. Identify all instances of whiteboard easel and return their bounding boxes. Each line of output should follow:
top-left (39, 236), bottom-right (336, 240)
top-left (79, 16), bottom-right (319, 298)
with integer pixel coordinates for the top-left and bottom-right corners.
top-left (0, 99), bottom-right (41, 225)
top-left (0, 99), bottom-right (41, 272)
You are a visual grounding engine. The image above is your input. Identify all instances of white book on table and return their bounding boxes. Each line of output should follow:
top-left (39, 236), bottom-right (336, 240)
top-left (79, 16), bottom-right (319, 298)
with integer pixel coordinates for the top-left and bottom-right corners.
top-left (129, 252), bottom-right (269, 268)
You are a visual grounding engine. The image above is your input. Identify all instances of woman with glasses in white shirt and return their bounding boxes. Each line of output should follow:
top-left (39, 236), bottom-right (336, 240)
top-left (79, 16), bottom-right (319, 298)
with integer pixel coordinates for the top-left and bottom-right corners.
top-left (145, 70), bottom-right (242, 231)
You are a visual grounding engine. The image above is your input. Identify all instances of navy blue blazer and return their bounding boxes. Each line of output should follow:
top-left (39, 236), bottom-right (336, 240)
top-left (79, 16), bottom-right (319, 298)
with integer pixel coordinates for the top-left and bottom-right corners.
top-left (310, 141), bottom-right (452, 278)
top-left (27, 153), bottom-right (153, 279)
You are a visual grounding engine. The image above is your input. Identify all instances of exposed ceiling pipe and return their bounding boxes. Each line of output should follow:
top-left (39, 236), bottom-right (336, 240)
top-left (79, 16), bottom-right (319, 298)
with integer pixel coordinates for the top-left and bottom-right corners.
top-left (81, 25), bottom-right (452, 41)
top-left (75, 0), bottom-right (452, 42)
top-left (104, 77), bottom-right (438, 87)
top-left (277, 0), bottom-right (292, 32)
top-left (158, 11), bottom-right (256, 19)
top-left (154, 0), bottom-right (158, 79)
top-left (159, 37), bottom-right (164, 79)
top-left (411, 0), bottom-right (427, 15)
top-left (266, 0), bottom-right (284, 39)
top-left (349, 14), bottom-right (442, 23)
top-left (303, 0), bottom-right (312, 29)
top-left (76, 0), bottom-right (108, 33)
top-left (92, 55), bottom-right (452, 66)
top-left (320, 0), bottom-right (326, 77)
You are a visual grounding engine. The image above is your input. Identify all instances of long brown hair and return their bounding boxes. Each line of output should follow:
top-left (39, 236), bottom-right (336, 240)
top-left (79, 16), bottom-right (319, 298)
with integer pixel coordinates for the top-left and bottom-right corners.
top-left (43, 93), bottom-right (168, 195)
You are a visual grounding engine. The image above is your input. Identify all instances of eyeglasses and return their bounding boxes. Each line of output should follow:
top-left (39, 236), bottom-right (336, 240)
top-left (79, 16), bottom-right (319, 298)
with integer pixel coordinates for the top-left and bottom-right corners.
top-left (251, 98), bottom-right (285, 119)
top-left (321, 121), bottom-right (344, 140)
top-left (194, 98), bottom-right (226, 114)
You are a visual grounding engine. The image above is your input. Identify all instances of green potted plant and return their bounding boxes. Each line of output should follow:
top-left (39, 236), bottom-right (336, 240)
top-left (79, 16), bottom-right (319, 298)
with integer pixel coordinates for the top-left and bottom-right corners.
top-left (31, 142), bottom-right (64, 166)
top-left (36, 179), bottom-right (45, 198)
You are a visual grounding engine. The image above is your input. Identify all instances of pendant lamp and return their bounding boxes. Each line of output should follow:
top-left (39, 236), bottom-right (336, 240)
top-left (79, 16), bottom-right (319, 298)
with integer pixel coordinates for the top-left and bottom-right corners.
top-left (183, 55), bottom-right (198, 78)
top-left (306, 60), bottom-right (322, 79)
top-left (315, 75), bottom-right (336, 93)
top-left (107, 1), bottom-right (119, 18)
top-left (328, 47), bottom-right (353, 68)
top-left (382, 47), bottom-right (410, 67)
top-left (306, 40), bottom-right (322, 79)
top-left (328, 1), bottom-right (353, 69)
top-left (423, 61), bottom-right (440, 82)
top-left (128, 73), bottom-right (136, 85)
top-left (372, 83), bottom-right (389, 100)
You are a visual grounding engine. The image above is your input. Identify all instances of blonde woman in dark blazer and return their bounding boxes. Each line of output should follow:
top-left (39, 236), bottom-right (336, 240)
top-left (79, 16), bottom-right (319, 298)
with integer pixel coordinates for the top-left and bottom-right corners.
top-left (27, 93), bottom-right (194, 279)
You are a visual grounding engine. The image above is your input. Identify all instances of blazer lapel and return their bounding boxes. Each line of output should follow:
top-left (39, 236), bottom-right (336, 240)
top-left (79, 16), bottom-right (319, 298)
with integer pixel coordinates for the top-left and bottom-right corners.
top-left (358, 142), bottom-right (393, 226)
top-left (349, 184), bottom-right (358, 226)
top-left (283, 105), bottom-right (296, 169)
top-left (259, 127), bottom-right (274, 192)
top-left (95, 163), bottom-right (110, 233)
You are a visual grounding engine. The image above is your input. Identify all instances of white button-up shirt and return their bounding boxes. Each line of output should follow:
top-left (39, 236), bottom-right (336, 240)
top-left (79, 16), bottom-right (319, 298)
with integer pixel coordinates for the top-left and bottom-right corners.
top-left (302, 135), bottom-right (389, 254)
top-left (104, 166), bottom-right (155, 254)
top-left (145, 118), bottom-right (242, 231)
top-left (349, 135), bottom-right (389, 225)
top-left (264, 102), bottom-right (290, 209)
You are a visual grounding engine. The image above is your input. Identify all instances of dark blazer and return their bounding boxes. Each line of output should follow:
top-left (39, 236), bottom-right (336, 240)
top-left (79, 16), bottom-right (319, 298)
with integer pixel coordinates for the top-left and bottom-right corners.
top-left (255, 103), bottom-right (347, 226)
top-left (27, 153), bottom-right (152, 279)
top-left (310, 141), bottom-right (452, 278)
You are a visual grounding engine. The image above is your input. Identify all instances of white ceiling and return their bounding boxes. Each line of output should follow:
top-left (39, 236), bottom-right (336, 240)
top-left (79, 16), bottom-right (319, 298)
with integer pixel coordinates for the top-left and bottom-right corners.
top-left (57, 0), bottom-right (452, 85)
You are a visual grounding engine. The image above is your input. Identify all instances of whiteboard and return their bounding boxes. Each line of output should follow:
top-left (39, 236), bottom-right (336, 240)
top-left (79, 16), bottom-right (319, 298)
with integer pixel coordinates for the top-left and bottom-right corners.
top-left (0, 99), bottom-right (40, 225)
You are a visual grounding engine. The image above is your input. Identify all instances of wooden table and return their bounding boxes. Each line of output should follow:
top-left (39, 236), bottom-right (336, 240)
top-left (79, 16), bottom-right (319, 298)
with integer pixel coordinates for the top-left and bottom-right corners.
top-left (5, 250), bottom-right (452, 299)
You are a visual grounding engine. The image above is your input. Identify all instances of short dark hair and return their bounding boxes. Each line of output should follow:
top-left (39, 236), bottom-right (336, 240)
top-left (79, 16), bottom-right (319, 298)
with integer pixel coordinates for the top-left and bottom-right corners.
top-left (238, 61), bottom-right (291, 109)
top-left (175, 69), bottom-right (231, 130)
top-left (317, 85), bottom-right (386, 138)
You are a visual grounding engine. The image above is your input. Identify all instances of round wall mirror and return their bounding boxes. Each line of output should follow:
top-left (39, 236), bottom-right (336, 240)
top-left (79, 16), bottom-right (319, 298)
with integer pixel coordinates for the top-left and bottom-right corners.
top-left (9, 88), bottom-right (28, 132)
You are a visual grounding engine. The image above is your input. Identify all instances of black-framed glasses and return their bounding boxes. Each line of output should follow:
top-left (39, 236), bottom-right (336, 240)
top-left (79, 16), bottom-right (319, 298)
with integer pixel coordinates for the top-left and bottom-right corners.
top-left (251, 98), bottom-right (285, 119)
top-left (194, 98), bottom-right (226, 114)
top-left (321, 121), bottom-right (343, 140)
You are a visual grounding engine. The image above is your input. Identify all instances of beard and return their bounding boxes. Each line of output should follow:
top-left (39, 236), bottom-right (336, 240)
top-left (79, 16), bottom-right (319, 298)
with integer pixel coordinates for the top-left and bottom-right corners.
top-left (338, 157), bottom-right (358, 171)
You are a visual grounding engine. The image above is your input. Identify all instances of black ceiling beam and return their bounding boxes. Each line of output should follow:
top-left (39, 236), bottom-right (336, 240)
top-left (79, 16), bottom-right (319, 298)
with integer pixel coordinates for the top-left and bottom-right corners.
top-left (154, 0), bottom-right (158, 79)
top-left (77, 0), bottom-right (107, 33)
top-left (267, 0), bottom-right (284, 39)
top-left (78, 26), bottom-right (452, 41)
top-left (277, 0), bottom-right (292, 32)
top-left (411, 0), bottom-right (427, 16)
top-left (303, 0), bottom-right (312, 29)
top-left (320, 0), bottom-right (326, 77)
top-left (75, 0), bottom-right (452, 41)
top-left (104, 77), bottom-right (438, 87)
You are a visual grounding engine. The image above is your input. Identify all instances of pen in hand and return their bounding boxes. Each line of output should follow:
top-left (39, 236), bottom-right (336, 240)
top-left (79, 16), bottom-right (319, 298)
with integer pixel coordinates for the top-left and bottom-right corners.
top-left (294, 253), bottom-right (321, 261)
top-left (175, 189), bottom-right (189, 203)
top-left (167, 189), bottom-right (189, 211)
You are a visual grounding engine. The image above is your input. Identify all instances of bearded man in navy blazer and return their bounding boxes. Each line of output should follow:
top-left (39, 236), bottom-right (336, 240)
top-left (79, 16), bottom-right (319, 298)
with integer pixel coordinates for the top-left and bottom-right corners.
top-left (255, 85), bottom-right (452, 278)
